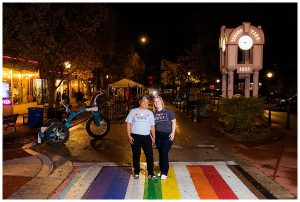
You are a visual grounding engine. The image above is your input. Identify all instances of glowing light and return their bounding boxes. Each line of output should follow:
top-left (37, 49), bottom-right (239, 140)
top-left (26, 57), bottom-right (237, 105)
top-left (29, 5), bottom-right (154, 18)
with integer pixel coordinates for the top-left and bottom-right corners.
top-left (64, 61), bottom-right (71, 69)
top-left (267, 72), bottom-right (273, 78)
top-left (140, 36), bottom-right (147, 44)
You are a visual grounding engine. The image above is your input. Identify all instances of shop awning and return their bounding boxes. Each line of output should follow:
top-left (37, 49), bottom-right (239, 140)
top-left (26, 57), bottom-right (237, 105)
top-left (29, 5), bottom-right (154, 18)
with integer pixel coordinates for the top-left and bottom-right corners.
top-left (108, 78), bottom-right (144, 88)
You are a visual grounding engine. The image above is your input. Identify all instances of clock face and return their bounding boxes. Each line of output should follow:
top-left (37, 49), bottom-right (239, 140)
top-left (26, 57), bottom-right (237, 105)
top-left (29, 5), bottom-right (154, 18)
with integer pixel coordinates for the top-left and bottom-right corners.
top-left (238, 35), bottom-right (253, 50)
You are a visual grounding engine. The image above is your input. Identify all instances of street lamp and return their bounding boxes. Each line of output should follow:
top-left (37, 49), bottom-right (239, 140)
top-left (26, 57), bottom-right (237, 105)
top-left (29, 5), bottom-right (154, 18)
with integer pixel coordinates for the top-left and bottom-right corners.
top-left (216, 79), bottom-right (220, 83)
top-left (140, 36), bottom-right (147, 44)
top-left (267, 72), bottom-right (273, 78)
top-left (64, 61), bottom-right (71, 69)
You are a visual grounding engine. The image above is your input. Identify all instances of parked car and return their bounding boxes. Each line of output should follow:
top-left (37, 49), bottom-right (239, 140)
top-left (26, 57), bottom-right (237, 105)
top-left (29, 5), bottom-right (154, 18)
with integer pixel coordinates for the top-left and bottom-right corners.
top-left (287, 94), bottom-right (297, 114)
top-left (200, 89), bottom-right (221, 100)
top-left (264, 91), bottom-right (288, 111)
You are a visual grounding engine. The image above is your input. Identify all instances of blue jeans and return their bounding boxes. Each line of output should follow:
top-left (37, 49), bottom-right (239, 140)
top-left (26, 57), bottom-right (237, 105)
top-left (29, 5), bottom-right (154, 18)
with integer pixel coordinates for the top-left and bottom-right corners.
top-left (130, 133), bottom-right (154, 176)
top-left (155, 131), bottom-right (173, 175)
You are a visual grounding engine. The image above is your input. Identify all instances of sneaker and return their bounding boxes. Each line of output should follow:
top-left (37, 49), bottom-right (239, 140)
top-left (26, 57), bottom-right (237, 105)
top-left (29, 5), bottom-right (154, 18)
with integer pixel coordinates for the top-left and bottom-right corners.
top-left (161, 174), bottom-right (167, 180)
top-left (134, 174), bottom-right (139, 179)
top-left (148, 175), bottom-right (158, 180)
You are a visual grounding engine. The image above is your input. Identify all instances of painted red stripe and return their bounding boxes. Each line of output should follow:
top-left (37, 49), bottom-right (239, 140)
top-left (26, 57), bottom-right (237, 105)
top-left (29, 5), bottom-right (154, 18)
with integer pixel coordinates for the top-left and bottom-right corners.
top-left (48, 166), bottom-right (81, 199)
top-left (201, 165), bottom-right (238, 199)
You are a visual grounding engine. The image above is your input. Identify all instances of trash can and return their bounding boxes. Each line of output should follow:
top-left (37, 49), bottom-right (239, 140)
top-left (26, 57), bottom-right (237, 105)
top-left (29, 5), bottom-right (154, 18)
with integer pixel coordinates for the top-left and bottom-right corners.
top-left (28, 107), bottom-right (44, 128)
top-left (47, 108), bottom-right (63, 121)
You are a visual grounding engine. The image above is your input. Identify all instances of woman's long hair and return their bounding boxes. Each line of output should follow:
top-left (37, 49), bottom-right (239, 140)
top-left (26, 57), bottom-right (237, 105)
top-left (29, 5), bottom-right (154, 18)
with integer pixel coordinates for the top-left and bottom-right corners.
top-left (153, 95), bottom-right (165, 111)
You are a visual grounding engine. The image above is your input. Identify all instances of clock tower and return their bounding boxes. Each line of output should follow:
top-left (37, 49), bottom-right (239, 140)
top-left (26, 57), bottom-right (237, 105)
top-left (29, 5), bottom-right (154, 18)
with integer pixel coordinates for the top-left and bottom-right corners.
top-left (219, 22), bottom-right (265, 98)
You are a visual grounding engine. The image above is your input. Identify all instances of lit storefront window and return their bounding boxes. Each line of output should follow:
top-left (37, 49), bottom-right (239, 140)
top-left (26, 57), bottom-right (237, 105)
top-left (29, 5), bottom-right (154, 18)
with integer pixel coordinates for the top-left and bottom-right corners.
top-left (2, 67), bottom-right (39, 105)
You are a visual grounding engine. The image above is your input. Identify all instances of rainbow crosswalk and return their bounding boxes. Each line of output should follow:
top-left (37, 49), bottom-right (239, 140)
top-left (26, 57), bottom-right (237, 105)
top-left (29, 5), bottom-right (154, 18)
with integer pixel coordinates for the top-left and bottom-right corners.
top-left (48, 161), bottom-right (274, 199)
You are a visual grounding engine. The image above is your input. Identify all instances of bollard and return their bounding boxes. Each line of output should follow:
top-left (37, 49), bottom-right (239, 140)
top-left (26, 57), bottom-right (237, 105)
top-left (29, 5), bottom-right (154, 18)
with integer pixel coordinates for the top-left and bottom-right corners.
top-left (286, 104), bottom-right (291, 129)
top-left (268, 109), bottom-right (272, 126)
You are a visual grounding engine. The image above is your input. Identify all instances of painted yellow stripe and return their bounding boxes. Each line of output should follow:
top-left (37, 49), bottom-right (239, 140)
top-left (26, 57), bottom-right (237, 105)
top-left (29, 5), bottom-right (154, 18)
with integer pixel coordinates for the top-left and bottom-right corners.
top-left (161, 166), bottom-right (181, 199)
top-left (188, 166), bottom-right (218, 199)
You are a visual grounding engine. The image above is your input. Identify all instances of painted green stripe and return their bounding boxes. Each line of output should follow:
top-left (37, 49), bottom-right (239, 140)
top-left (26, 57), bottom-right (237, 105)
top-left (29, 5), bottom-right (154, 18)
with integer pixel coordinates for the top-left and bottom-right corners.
top-left (144, 176), bottom-right (162, 199)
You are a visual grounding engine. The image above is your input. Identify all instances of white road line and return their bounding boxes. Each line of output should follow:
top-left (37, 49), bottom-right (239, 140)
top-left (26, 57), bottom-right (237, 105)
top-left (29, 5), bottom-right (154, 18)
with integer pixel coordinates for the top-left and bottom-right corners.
top-left (214, 164), bottom-right (258, 199)
top-left (173, 164), bottom-right (199, 199)
top-left (64, 165), bottom-right (102, 199)
top-left (125, 172), bottom-right (146, 199)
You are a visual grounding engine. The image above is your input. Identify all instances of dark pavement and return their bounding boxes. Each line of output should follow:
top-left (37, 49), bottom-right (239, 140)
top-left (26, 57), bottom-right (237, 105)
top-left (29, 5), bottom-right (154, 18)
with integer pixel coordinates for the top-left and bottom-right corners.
top-left (2, 102), bottom-right (297, 199)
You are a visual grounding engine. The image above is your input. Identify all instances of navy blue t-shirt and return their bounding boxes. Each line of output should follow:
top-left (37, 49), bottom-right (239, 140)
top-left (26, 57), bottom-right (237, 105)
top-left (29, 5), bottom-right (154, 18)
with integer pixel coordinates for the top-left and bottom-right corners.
top-left (153, 109), bottom-right (176, 133)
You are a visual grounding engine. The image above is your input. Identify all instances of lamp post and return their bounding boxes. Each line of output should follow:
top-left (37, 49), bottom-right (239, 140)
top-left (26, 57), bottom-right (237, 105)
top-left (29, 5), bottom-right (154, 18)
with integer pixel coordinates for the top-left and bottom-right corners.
top-left (64, 61), bottom-right (72, 101)
top-left (266, 71), bottom-right (273, 94)
top-left (185, 71), bottom-right (191, 113)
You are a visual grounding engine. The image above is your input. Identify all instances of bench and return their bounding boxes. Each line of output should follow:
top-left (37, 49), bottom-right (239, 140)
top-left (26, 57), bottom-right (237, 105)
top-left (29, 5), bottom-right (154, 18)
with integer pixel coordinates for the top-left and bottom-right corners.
top-left (3, 114), bottom-right (19, 132)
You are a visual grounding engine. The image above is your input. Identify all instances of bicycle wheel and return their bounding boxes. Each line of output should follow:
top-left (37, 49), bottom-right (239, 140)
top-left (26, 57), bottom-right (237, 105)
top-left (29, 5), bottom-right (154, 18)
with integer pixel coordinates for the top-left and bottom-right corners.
top-left (45, 122), bottom-right (69, 146)
top-left (86, 115), bottom-right (110, 139)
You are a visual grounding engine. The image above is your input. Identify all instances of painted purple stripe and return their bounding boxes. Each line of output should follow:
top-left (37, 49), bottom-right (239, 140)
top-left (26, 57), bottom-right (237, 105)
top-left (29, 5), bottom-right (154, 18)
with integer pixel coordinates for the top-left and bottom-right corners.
top-left (82, 166), bottom-right (131, 199)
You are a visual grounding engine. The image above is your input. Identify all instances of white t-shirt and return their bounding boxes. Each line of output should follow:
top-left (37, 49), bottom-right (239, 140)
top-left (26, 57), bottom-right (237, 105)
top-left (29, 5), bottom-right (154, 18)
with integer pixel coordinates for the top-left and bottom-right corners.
top-left (125, 108), bottom-right (155, 135)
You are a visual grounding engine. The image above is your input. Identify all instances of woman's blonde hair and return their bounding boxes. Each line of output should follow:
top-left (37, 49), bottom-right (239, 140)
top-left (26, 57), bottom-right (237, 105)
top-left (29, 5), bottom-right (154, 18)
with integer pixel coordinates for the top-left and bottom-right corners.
top-left (153, 95), bottom-right (165, 111)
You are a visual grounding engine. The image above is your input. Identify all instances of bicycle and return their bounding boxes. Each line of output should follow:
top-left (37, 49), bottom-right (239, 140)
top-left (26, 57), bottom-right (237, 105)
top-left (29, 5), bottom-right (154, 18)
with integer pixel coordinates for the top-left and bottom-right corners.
top-left (39, 90), bottom-right (110, 146)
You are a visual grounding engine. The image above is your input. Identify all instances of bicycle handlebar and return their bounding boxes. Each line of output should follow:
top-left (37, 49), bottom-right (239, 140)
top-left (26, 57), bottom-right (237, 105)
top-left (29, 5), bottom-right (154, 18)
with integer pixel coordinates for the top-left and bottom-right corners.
top-left (93, 90), bottom-right (104, 105)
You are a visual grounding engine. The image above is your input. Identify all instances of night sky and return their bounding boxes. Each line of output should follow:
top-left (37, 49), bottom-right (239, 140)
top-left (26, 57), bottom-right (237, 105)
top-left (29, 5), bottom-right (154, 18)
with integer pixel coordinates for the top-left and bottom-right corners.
top-left (112, 3), bottom-right (297, 73)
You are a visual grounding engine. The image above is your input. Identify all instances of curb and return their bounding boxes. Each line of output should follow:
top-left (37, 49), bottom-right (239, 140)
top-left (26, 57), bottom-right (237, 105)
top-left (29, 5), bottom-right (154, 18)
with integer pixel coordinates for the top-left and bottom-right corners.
top-left (8, 142), bottom-right (74, 199)
top-left (22, 142), bottom-right (53, 177)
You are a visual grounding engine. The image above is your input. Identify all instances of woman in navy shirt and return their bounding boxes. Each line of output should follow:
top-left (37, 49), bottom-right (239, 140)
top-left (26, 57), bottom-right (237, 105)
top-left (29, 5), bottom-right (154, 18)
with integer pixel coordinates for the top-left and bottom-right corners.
top-left (153, 96), bottom-right (176, 180)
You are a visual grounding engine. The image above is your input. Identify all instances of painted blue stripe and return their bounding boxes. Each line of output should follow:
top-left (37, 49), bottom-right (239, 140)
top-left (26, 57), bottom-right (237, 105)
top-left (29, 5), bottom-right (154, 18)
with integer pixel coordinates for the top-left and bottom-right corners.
top-left (103, 167), bottom-right (131, 199)
top-left (82, 166), bottom-right (131, 199)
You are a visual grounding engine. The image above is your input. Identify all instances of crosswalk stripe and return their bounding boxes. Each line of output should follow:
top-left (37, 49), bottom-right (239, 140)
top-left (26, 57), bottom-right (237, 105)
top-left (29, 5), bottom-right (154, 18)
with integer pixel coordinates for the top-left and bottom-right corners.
top-left (102, 167), bottom-right (131, 199)
top-left (125, 170), bottom-right (146, 199)
top-left (214, 164), bottom-right (258, 199)
top-left (201, 165), bottom-right (238, 199)
top-left (144, 174), bottom-right (162, 199)
top-left (56, 166), bottom-right (89, 199)
top-left (64, 165), bottom-right (102, 199)
top-left (48, 166), bottom-right (81, 199)
top-left (173, 164), bottom-right (199, 199)
top-left (82, 166), bottom-right (118, 199)
top-left (188, 166), bottom-right (218, 199)
top-left (161, 166), bottom-right (181, 199)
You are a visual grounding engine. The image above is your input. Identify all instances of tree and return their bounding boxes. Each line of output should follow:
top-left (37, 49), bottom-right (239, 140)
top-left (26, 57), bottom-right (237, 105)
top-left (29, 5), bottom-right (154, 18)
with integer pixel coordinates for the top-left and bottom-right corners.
top-left (3, 3), bottom-right (111, 107)
top-left (123, 48), bottom-right (146, 82)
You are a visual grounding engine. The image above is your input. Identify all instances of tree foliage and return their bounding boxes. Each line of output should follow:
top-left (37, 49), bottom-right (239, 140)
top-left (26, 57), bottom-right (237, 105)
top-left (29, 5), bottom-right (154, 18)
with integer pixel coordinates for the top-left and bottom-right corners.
top-left (3, 3), bottom-right (113, 107)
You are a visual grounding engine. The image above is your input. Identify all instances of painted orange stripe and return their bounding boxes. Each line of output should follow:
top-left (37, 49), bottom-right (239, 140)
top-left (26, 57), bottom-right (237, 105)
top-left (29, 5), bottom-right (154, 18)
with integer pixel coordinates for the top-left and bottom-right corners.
top-left (188, 166), bottom-right (218, 199)
top-left (202, 165), bottom-right (238, 199)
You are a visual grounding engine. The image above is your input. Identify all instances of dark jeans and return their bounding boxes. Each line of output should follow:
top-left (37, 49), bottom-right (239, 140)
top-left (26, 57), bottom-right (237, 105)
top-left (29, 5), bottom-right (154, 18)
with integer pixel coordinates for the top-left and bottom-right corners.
top-left (131, 133), bottom-right (154, 176)
top-left (155, 131), bottom-right (173, 176)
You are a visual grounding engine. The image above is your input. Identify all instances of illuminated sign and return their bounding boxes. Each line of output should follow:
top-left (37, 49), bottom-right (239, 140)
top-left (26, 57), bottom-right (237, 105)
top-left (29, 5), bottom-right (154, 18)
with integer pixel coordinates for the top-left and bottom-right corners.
top-left (237, 66), bottom-right (253, 74)
top-left (3, 98), bottom-right (12, 105)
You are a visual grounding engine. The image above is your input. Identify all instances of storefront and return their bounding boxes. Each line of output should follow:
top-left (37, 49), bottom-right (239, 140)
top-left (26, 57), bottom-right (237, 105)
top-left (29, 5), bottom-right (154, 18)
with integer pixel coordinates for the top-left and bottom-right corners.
top-left (2, 56), bottom-right (45, 115)
top-left (3, 55), bottom-right (90, 115)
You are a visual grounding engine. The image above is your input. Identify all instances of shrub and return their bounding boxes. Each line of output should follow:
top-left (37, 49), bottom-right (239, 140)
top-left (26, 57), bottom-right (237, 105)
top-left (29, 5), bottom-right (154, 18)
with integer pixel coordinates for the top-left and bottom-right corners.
top-left (219, 97), bottom-right (270, 142)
